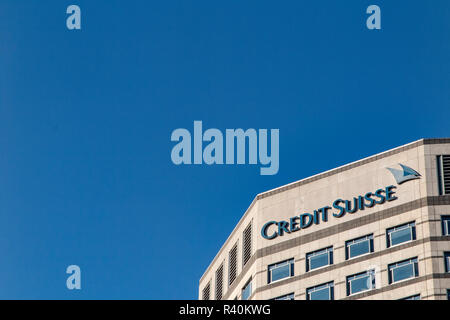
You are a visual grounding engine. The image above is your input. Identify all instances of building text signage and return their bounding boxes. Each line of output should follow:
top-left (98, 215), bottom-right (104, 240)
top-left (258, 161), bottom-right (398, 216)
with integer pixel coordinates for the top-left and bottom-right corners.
top-left (261, 185), bottom-right (398, 240)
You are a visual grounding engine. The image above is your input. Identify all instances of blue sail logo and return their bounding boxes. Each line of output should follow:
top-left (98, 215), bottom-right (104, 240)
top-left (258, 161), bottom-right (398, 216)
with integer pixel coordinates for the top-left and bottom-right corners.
top-left (387, 164), bottom-right (421, 184)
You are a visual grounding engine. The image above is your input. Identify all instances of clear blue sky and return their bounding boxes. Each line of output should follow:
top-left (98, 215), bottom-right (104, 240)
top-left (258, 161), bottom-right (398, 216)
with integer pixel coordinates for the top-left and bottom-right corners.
top-left (0, 0), bottom-right (449, 299)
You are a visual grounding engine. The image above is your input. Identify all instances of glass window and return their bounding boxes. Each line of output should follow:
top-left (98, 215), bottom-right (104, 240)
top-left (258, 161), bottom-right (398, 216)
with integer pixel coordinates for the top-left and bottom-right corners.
top-left (346, 270), bottom-right (376, 296)
top-left (345, 234), bottom-right (374, 259)
top-left (442, 216), bottom-right (450, 236)
top-left (401, 294), bottom-right (420, 300)
top-left (273, 293), bottom-right (294, 300)
top-left (445, 252), bottom-right (450, 273)
top-left (388, 258), bottom-right (419, 284)
top-left (241, 278), bottom-right (252, 300)
top-left (307, 282), bottom-right (334, 300)
top-left (306, 247), bottom-right (333, 271)
top-left (387, 222), bottom-right (416, 247)
top-left (447, 289), bottom-right (450, 300)
top-left (268, 259), bottom-right (294, 284)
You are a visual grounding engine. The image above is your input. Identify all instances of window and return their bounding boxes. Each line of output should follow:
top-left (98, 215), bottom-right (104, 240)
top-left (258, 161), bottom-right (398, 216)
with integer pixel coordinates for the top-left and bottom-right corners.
top-left (228, 243), bottom-right (238, 286)
top-left (437, 155), bottom-right (450, 195)
top-left (273, 293), bottom-right (295, 300)
top-left (388, 258), bottom-right (419, 284)
top-left (445, 252), bottom-right (450, 273)
top-left (307, 282), bottom-right (334, 300)
top-left (202, 282), bottom-right (211, 300)
top-left (346, 270), bottom-right (376, 296)
top-left (243, 222), bottom-right (252, 267)
top-left (306, 247), bottom-right (333, 271)
top-left (345, 234), bottom-right (374, 259)
top-left (442, 216), bottom-right (450, 236)
top-left (447, 289), bottom-right (450, 300)
top-left (268, 259), bottom-right (294, 284)
top-left (387, 222), bottom-right (416, 247)
top-left (241, 278), bottom-right (252, 300)
top-left (215, 264), bottom-right (224, 300)
top-left (401, 294), bottom-right (420, 300)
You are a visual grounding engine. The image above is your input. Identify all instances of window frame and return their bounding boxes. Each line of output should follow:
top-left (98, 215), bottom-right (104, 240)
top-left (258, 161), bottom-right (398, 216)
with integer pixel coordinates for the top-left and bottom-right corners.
top-left (241, 278), bottom-right (252, 300)
top-left (444, 252), bottom-right (450, 273)
top-left (388, 257), bottom-right (419, 284)
top-left (272, 293), bottom-right (295, 300)
top-left (345, 234), bottom-right (374, 260)
top-left (306, 282), bottom-right (334, 300)
top-left (346, 270), bottom-right (376, 296)
top-left (400, 294), bottom-right (420, 300)
top-left (267, 258), bottom-right (294, 284)
top-left (442, 216), bottom-right (450, 236)
top-left (306, 247), bottom-right (333, 272)
top-left (386, 221), bottom-right (416, 248)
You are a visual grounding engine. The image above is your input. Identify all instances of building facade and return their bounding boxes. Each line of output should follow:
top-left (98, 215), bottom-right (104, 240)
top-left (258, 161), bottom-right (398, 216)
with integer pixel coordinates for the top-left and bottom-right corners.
top-left (199, 138), bottom-right (450, 300)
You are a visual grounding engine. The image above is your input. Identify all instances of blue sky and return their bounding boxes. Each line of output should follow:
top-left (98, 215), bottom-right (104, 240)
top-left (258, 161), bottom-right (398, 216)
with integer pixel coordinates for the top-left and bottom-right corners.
top-left (0, 0), bottom-right (449, 299)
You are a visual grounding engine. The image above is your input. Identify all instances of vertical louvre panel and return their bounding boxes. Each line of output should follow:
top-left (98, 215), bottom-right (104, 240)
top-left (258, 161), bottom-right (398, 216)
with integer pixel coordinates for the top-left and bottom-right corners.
top-left (228, 244), bottom-right (238, 286)
top-left (215, 264), bottom-right (224, 300)
top-left (202, 282), bottom-right (211, 300)
top-left (443, 155), bottom-right (450, 195)
top-left (243, 222), bottom-right (252, 267)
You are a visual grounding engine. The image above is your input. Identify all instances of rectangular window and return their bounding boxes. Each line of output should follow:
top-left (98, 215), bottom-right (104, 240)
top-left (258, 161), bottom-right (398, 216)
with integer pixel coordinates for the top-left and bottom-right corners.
top-left (445, 252), bottom-right (450, 273)
top-left (215, 264), bottom-right (224, 300)
top-left (243, 222), bottom-right (252, 267)
top-left (442, 216), bottom-right (450, 236)
top-left (345, 234), bottom-right (374, 259)
top-left (401, 294), bottom-right (420, 300)
top-left (228, 243), bottom-right (238, 286)
top-left (268, 259), bottom-right (294, 284)
top-left (346, 270), bottom-right (376, 296)
top-left (386, 222), bottom-right (416, 247)
top-left (448, 289), bottom-right (450, 300)
top-left (273, 293), bottom-right (295, 300)
top-left (241, 278), bottom-right (252, 300)
top-left (437, 155), bottom-right (450, 195)
top-left (306, 247), bottom-right (333, 271)
top-left (307, 282), bottom-right (334, 300)
top-left (388, 257), bottom-right (419, 284)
